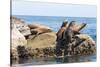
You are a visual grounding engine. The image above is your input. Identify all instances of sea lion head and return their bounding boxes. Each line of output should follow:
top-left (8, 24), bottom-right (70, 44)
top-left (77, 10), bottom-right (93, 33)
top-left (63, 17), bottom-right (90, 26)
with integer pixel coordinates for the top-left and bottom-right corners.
top-left (61, 20), bottom-right (68, 28)
top-left (67, 21), bottom-right (86, 34)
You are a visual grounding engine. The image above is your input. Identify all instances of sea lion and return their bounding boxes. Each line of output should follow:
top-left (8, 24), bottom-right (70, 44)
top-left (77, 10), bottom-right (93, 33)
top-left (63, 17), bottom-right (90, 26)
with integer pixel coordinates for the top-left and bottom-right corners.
top-left (56, 21), bottom-right (68, 41)
top-left (56, 21), bottom-right (68, 56)
top-left (31, 28), bottom-right (52, 39)
top-left (69, 22), bottom-right (86, 34)
top-left (62, 21), bottom-right (86, 56)
top-left (74, 34), bottom-right (95, 46)
top-left (63, 21), bottom-right (75, 42)
top-left (56, 21), bottom-right (87, 56)
top-left (31, 27), bottom-right (52, 35)
top-left (28, 24), bottom-right (39, 29)
top-left (74, 34), bottom-right (96, 54)
top-left (28, 24), bottom-right (52, 39)
top-left (56, 21), bottom-right (76, 56)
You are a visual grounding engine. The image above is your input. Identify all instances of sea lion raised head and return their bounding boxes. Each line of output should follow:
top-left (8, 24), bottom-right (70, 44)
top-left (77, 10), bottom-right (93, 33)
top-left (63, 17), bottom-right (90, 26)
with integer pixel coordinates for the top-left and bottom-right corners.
top-left (56, 20), bottom-right (68, 41)
top-left (66, 21), bottom-right (86, 34)
top-left (61, 20), bottom-right (68, 28)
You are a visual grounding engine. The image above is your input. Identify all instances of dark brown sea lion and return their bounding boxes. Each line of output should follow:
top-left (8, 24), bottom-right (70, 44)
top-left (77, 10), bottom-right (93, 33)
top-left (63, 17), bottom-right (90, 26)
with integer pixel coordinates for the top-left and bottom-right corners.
top-left (55, 21), bottom-right (68, 56)
top-left (56, 21), bottom-right (68, 41)
top-left (67, 21), bottom-right (86, 34)
top-left (28, 24), bottom-right (52, 39)
top-left (61, 21), bottom-right (86, 56)
top-left (56, 21), bottom-right (87, 56)
top-left (74, 34), bottom-right (96, 55)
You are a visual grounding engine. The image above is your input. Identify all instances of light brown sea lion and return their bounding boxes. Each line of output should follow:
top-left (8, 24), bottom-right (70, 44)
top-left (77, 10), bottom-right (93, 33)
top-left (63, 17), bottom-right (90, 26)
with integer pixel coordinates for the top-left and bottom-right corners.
top-left (29, 24), bottom-right (52, 34)
top-left (31, 28), bottom-right (52, 39)
top-left (28, 24), bottom-right (51, 29)
top-left (31, 27), bottom-right (52, 35)
top-left (28, 24), bottom-right (39, 29)
top-left (28, 24), bottom-right (52, 39)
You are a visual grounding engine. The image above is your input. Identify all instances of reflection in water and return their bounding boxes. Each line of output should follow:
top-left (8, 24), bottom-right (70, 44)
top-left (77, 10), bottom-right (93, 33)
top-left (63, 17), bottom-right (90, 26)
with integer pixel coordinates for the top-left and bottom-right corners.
top-left (56, 54), bottom-right (96, 63)
top-left (12, 54), bottom-right (96, 67)
top-left (64, 56), bottom-right (81, 63)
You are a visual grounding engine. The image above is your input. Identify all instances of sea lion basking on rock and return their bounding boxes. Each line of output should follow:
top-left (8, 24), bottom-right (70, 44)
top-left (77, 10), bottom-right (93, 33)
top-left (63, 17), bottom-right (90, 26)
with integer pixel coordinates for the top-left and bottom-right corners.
top-left (28, 24), bottom-right (52, 39)
top-left (74, 34), bottom-right (96, 46)
top-left (28, 24), bottom-right (52, 34)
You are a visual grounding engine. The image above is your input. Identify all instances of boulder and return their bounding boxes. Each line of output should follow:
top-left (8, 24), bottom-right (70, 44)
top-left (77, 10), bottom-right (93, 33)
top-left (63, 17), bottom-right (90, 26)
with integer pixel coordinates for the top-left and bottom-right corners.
top-left (11, 28), bottom-right (27, 49)
top-left (27, 32), bottom-right (57, 49)
top-left (11, 16), bottom-right (31, 37)
top-left (11, 28), bottom-right (28, 64)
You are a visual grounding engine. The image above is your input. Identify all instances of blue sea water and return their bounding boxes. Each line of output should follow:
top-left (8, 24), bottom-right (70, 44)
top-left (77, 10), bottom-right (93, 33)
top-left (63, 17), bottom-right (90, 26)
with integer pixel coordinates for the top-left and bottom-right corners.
top-left (15, 15), bottom-right (96, 40)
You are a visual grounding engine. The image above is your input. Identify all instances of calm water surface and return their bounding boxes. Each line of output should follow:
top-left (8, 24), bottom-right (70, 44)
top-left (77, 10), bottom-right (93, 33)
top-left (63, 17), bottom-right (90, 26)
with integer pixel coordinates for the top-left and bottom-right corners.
top-left (12, 54), bottom-right (96, 67)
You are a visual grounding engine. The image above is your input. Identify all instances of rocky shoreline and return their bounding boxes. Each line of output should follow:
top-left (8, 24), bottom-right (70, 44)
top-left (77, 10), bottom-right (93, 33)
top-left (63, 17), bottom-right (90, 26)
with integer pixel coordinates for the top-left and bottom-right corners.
top-left (10, 16), bottom-right (96, 64)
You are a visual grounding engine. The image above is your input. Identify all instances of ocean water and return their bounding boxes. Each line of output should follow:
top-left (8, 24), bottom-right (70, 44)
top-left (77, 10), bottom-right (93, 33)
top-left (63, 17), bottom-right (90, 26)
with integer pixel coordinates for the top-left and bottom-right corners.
top-left (12, 54), bottom-right (96, 67)
top-left (12, 15), bottom-right (97, 66)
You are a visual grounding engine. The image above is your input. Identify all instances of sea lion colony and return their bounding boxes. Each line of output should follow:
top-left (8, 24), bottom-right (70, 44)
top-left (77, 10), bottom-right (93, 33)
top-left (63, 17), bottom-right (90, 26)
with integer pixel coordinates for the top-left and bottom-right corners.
top-left (11, 17), bottom-right (96, 64)
top-left (56, 21), bottom-right (96, 56)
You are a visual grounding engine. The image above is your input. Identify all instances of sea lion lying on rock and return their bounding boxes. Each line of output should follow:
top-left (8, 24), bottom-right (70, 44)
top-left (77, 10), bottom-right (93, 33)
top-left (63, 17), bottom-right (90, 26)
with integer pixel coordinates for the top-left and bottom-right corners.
top-left (74, 34), bottom-right (95, 46)
top-left (28, 24), bottom-right (52, 39)
top-left (28, 24), bottom-right (52, 29)
top-left (74, 34), bottom-right (96, 54)
top-left (31, 28), bottom-right (52, 35)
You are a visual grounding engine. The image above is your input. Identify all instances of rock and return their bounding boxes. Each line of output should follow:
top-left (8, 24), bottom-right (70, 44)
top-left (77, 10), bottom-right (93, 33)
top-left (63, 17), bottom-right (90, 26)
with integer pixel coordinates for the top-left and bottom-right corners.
top-left (11, 28), bottom-right (27, 49)
top-left (11, 16), bottom-right (31, 37)
top-left (10, 48), bottom-right (19, 64)
top-left (17, 46), bottom-right (30, 59)
top-left (11, 16), bottom-right (30, 63)
top-left (27, 32), bottom-right (57, 49)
